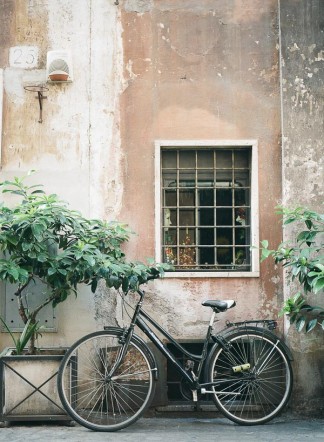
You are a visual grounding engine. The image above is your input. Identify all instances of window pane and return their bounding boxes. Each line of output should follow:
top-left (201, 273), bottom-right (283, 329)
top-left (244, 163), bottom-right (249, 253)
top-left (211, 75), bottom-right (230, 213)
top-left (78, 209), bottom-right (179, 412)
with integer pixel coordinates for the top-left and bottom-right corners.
top-left (234, 150), bottom-right (249, 168)
top-left (179, 170), bottom-right (195, 187)
top-left (164, 228), bottom-right (177, 246)
top-left (199, 208), bottom-right (214, 226)
top-left (163, 208), bottom-right (177, 227)
top-left (162, 151), bottom-right (177, 168)
top-left (216, 151), bottom-right (232, 168)
top-left (164, 189), bottom-right (177, 206)
top-left (179, 190), bottom-right (195, 207)
top-left (179, 209), bottom-right (195, 226)
top-left (234, 169), bottom-right (250, 187)
top-left (199, 247), bottom-right (215, 265)
top-left (179, 150), bottom-right (195, 168)
top-left (179, 228), bottom-right (195, 244)
top-left (235, 227), bottom-right (248, 245)
top-left (197, 169), bottom-right (214, 187)
top-left (163, 171), bottom-right (177, 188)
top-left (198, 189), bottom-right (214, 206)
top-left (216, 189), bottom-right (232, 206)
top-left (199, 228), bottom-right (214, 245)
top-left (216, 208), bottom-right (232, 226)
top-left (197, 150), bottom-right (214, 168)
top-left (235, 188), bottom-right (249, 206)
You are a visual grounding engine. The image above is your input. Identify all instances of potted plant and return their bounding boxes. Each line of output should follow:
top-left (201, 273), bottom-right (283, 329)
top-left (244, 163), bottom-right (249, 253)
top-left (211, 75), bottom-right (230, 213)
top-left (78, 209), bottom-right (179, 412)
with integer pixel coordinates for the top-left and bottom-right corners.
top-left (0, 172), bottom-right (166, 423)
top-left (260, 206), bottom-right (324, 332)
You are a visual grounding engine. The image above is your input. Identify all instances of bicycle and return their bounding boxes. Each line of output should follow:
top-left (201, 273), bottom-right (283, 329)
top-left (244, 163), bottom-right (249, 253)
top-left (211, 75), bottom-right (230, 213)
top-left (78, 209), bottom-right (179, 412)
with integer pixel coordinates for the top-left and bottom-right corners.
top-left (57, 276), bottom-right (293, 432)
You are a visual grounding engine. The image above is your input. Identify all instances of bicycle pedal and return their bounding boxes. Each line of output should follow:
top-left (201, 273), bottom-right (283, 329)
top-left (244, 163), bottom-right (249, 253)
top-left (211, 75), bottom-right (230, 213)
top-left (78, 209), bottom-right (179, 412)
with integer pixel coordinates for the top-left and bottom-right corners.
top-left (200, 388), bottom-right (214, 394)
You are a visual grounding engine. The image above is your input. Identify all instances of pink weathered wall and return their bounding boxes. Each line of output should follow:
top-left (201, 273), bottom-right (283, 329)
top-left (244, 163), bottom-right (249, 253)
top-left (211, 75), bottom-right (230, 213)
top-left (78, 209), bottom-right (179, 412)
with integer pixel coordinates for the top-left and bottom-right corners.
top-left (119, 0), bottom-right (283, 337)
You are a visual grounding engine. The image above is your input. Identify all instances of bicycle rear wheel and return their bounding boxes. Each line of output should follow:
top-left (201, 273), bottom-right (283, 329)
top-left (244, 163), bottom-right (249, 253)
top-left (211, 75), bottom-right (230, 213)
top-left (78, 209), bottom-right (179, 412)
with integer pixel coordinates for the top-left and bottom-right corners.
top-left (58, 329), bottom-right (156, 431)
top-left (207, 328), bottom-right (293, 425)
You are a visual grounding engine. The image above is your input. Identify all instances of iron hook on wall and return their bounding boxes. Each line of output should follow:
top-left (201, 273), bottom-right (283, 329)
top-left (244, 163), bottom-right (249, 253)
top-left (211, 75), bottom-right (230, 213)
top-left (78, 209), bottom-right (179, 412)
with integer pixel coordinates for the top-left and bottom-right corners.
top-left (24, 85), bottom-right (48, 123)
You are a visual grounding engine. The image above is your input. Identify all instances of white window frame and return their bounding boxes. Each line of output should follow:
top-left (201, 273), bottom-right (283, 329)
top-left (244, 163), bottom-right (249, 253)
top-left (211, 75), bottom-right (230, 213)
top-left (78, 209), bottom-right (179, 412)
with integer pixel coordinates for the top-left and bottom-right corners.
top-left (154, 140), bottom-right (260, 278)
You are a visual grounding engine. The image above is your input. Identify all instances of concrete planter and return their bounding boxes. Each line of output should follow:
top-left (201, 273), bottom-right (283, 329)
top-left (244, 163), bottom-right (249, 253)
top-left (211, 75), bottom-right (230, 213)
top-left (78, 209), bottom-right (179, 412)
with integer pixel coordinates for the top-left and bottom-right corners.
top-left (0, 347), bottom-right (71, 425)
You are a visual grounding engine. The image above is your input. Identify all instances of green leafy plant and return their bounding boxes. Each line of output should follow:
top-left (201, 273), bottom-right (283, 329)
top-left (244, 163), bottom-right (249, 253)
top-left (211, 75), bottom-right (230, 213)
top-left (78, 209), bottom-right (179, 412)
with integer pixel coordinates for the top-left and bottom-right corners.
top-left (0, 172), bottom-right (169, 354)
top-left (0, 316), bottom-right (43, 355)
top-left (261, 206), bottom-right (324, 333)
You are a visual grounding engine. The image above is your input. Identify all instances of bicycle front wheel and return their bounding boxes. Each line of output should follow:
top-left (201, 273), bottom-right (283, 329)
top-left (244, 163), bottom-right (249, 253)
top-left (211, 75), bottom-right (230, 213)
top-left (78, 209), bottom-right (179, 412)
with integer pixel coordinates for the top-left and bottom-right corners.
top-left (58, 329), bottom-right (156, 432)
top-left (207, 328), bottom-right (293, 425)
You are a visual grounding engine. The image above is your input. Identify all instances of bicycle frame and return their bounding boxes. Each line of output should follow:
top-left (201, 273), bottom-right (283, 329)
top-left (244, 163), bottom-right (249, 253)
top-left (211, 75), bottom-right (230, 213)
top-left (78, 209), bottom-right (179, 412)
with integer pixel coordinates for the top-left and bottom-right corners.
top-left (123, 288), bottom-right (220, 392)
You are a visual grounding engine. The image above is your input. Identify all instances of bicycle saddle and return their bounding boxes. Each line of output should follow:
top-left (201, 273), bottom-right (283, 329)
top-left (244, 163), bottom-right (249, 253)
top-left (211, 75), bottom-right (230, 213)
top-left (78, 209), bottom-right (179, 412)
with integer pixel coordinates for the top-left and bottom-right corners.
top-left (202, 300), bottom-right (236, 311)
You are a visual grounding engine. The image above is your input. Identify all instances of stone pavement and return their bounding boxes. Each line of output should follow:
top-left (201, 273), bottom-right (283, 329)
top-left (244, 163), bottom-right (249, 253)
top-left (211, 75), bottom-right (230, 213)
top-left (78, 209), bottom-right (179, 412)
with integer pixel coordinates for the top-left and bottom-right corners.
top-left (1, 414), bottom-right (324, 442)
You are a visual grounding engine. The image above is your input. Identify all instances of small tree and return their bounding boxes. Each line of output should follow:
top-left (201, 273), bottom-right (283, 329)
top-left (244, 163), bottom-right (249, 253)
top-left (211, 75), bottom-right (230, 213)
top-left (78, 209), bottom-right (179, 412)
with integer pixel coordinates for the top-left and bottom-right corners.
top-left (261, 206), bottom-right (324, 333)
top-left (0, 173), bottom-right (167, 354)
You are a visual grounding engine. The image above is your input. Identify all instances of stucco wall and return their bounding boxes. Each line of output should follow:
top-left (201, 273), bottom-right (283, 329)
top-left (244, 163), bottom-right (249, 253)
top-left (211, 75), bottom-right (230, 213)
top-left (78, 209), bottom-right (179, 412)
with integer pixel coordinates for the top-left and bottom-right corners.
top-left (0, 0), bottom-right (124, 348)
top-left (119, 0), bottom-right (283, 339)
top-left (280, 0), bottom-right (324, 414)
top-left (2, 0), bottom-right (322, 411)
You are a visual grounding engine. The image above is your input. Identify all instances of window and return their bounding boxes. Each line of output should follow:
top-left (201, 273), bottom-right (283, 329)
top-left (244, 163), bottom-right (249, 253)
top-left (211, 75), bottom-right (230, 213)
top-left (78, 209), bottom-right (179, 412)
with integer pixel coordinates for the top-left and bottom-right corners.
top-left (155, 141), bottom-right (259, 277)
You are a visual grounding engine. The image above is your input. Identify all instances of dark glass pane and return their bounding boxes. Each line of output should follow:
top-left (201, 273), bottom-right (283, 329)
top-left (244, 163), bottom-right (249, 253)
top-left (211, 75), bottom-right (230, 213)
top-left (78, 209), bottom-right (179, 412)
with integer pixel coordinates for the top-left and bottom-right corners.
top-left (215, 170), bottom-right (232, 186)
top-left (234, 169), bottom-right (250, 187)
top-left (234, 188), bottom-right (249, 206)
top-left (163, 171), bottom-right (177, 188)
top-left (179, 189), bottom-right (195, 207)
top-left (216, 228), bottom-right (232, 246)
top-left (197, 150), bottom-right (214, 168)
top-left (198, 189), bottom-right (214, 206)
top-left (164, 189), bottom-right (177, 206)
top-left (235, 228), bottom-right (247, 245)
top-left (216, 189), bottom-right (232, 206)
top-left (234, 150), bottom-right (249, 168)
top-left (179, 170), bottom-right (195, 187)
top-left (199, 208), bottom-right (214, 226)
top-left (234, 247), bottom-right (250, 266)
top-left (216, 151), bottom-right (232, 168)
top-left (179, 209), bottom-right (195, 226)
top-left (179, 150), bottom-right (195, 168)
top-left (199, 228), bottom-right (214, 245)
top-left (162, 151), bottom-right (177, 168)
top-left (216, 208), bottom-right (233, 226)
top-left (197, 169), bottom-right (214, 187)
top-left (217, 245), bottom-right (233, 265)
top-left (199, 247), bottom-right (215, 265)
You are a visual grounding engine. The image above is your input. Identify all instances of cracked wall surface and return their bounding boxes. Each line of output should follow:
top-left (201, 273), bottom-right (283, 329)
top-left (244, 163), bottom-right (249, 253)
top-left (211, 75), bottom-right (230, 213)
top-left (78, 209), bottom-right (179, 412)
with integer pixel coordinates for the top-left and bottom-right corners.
top-left (0, 0), bottom-right (322, 409)
top-left (119, 0), bottom-right (283, 338)
top-left (280, 0), bottom-right (324, 413)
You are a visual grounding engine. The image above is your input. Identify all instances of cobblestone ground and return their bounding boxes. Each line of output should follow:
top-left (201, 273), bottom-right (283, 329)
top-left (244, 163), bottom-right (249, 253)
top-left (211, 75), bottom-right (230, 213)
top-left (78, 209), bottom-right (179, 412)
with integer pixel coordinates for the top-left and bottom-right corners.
top-left (1, 415), bottom-right (324, 442)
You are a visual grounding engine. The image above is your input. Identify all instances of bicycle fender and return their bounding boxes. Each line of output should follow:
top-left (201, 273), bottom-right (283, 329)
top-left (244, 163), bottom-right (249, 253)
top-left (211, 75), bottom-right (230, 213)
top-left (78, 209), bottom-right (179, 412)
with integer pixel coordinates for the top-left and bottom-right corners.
top-left (228, 325), bottom-right (294, 361)
top-left (210, 325), bottom-right (293, 361)
top-left (103, 326), bottom-right (159, 380)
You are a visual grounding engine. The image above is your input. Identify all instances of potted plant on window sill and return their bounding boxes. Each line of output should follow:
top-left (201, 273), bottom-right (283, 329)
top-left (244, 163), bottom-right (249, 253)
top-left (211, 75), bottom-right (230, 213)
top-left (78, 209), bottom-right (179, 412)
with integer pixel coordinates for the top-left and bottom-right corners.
top-left (0, 172), bottom-right (167, 425)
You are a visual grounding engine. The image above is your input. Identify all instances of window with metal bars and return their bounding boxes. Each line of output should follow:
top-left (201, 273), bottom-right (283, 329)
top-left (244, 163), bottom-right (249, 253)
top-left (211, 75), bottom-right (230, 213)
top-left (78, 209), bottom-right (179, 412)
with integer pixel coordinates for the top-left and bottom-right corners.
top-left (161, 147), bottom-right (252, 272)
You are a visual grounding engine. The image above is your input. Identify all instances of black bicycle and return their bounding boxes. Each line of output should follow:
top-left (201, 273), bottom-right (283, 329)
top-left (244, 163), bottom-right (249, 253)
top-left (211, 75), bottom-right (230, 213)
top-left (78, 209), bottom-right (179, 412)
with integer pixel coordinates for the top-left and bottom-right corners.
top-left (57, 276), bottom-right (293, 431)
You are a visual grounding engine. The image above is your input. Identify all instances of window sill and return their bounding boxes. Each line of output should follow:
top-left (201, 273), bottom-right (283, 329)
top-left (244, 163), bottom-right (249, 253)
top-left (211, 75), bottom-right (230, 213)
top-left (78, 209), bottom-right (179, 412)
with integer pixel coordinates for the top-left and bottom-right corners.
top-left (162, 271), bottom-right (260, 278)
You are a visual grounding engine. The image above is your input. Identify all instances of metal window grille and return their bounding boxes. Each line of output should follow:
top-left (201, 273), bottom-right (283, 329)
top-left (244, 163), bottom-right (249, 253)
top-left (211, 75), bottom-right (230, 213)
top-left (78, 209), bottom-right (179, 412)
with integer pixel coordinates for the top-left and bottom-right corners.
top-left (161, 147), bottom-right (252, 271)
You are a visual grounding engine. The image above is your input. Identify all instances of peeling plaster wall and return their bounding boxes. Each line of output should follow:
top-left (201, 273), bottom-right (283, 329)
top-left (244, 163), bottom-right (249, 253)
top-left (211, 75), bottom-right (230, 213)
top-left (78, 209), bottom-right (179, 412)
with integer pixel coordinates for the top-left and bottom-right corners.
top-left (280, 0), bottom-right (324, 413)
top-left (119, 0), bottom-right (283, 339)
top-left (1, 0), bottom-right (321, 410)
top-left (0, 0), bottom-right (123, 348)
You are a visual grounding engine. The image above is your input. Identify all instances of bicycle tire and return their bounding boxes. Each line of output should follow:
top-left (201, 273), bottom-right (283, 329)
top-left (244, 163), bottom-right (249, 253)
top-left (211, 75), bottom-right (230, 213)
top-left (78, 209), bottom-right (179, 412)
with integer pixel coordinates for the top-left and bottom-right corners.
top-left (206, 328), bottom-right (293, 425)
top-left (57, 329), bottom-right (156, 432)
